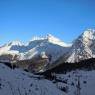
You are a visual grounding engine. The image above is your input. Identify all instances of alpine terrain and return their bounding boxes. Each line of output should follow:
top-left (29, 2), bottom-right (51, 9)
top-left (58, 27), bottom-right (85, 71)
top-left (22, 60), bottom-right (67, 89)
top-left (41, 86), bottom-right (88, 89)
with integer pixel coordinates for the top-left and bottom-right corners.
top-left (0, 29), bottom-right (95, 95)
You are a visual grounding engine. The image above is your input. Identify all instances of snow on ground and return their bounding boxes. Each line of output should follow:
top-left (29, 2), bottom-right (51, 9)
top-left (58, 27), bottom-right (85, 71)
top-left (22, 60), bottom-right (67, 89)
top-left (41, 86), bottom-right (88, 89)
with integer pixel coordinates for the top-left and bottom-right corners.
top-left (55, 70), bottom-right (95, 95)
top-left (1, 61), bottom-right (95, 95)
top-left (0, 63), bottom-right (66, 95)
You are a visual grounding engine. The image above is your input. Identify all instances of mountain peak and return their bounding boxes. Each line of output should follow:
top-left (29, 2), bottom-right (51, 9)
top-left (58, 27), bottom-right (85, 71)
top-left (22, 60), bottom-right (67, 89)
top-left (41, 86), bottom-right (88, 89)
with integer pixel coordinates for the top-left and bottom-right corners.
top-left (45, 34), bottom-right (72, 47)
top-left (29, 34), bottom-right (71, 47)
top-left (66, 29), bottom-right (95, 63)
top-left (6, 40), bottom-right (23, 46)
top-left (31, 34), bottom-right (57, 41)
top-left (74, 29), bottom-right (95, 46)
top-left (82, 29), bottom-right (95, 40)
top-left (46, 34), bottom-right (54, 37)
top-left (46, 34), bottom-right (61, 41)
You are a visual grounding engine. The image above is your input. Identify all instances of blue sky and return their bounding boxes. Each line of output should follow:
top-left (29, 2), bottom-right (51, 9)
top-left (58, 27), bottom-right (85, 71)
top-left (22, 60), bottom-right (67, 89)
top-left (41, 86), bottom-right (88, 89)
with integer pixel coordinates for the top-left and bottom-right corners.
top-left (0, 0), bottom-right (95, 45)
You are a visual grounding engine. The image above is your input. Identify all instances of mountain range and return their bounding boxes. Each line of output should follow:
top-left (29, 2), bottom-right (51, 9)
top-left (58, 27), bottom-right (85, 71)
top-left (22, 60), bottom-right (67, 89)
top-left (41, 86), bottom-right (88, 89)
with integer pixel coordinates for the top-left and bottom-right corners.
top-left (0, 29), bottom-right (95, 63)
top-left (0, 34), bottom-right (71, 63)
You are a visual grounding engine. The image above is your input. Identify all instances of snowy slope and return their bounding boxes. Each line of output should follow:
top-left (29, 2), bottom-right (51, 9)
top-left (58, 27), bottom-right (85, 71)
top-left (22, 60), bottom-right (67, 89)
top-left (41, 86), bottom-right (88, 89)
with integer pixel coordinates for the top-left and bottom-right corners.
top-left (66, 29), bottom-right (95, 63)
top-left (0, 63), bottom-right (66, 95)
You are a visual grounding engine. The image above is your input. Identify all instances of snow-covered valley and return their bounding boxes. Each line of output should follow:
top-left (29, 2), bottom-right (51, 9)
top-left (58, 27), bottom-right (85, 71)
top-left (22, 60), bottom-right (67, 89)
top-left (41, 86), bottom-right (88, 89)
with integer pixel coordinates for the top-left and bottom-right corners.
top-left (1, 62), bottom-right (95, 95)
top-left (0, 63), bottom-right (65, 95)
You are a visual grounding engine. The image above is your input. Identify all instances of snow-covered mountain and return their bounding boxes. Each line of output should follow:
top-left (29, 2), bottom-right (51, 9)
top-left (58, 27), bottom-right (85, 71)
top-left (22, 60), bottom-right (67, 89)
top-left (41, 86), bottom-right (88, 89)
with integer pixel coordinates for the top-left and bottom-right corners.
top-left (66, 29), bottom-right (95, 63)
top-left (0, 34), bottom-right (71, 63)
top-left (1, 29), bottom-right (95, 64)
top-left (22, 34), bottom-right (71, 62)
top-left (0, 41), bottom-right (23, 55)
